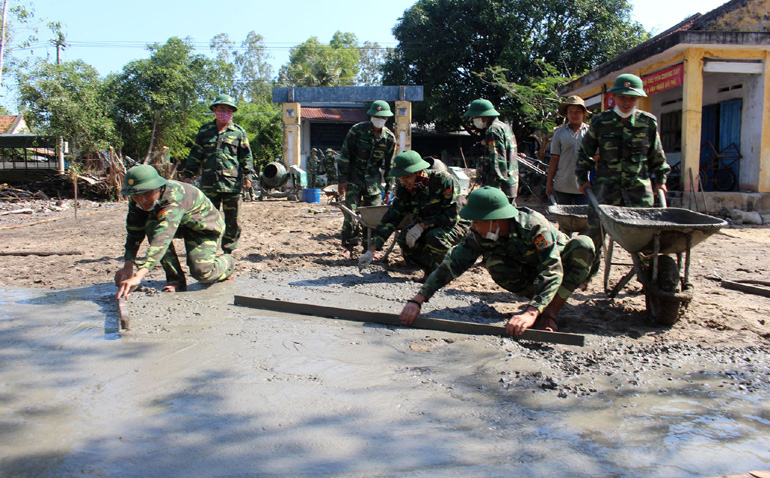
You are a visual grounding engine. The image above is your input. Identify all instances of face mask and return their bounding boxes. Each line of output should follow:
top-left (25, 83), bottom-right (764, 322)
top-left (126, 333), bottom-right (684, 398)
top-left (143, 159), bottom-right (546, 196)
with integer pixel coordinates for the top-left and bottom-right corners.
top-left (371, 117), bottom-right (387, 129)
top-left (473, 118), bottom-right (487, 129)
top-left (613, 105), bottom-right (636, 119)
top-left (215, 111), bottom-right (234, 124)
top-left (485, 224), bottom-right (500, 241)
top-left (136, 199), bottom-right (159, 211)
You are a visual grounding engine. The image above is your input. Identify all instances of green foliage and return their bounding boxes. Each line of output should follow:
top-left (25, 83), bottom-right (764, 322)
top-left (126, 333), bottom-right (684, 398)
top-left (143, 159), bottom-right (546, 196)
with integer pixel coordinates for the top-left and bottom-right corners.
top-left (209, 31), bottom-right (274, 102)
top-left (278, 32), bottom-right (361, 87)
top-left (105, 37), bottom-right (226, 162)
top-left (382, 0), bottom-right (648, 134)
top-left (357, 41), bottom-right (387, 86)
top-left (233, 100), bottom-right (283, 172)
top-left (1, 2), bottom-right (41, 90)
top-left (16, 59), bottom-right (118, 158)
top-left (481, 61), bottom-right (565, 137)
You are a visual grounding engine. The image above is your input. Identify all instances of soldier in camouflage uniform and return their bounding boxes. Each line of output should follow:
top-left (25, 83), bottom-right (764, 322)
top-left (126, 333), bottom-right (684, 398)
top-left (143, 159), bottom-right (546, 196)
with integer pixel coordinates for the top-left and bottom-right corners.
top-left (577, 73), bottom-right (671, 278)
top-left (399, 186), bottom-right (594, 335)
top-left (306, 148), bottom-right (322, 188)
top-left (338, 100), bottom-right (397, 254)
top-left (358, 151), bottom-right (470, 281)
top-left (323, 148), bottom-right (338, 185)
top-left (182, 94), bottom-right (255, 254)
top-left (114, 165), bottom-right (235, 298)
top-left (464, 99), bottom-right (518, 202)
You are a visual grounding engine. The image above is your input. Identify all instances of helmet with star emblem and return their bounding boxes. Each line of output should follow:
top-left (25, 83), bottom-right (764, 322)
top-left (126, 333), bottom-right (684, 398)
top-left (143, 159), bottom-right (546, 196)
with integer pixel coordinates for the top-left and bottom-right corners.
top-left (121, 165), bottom-right (167, 195)
top-left (607, 74), bottom-right (647, 97)
top-left (366, 100), bottom-right (393, 117)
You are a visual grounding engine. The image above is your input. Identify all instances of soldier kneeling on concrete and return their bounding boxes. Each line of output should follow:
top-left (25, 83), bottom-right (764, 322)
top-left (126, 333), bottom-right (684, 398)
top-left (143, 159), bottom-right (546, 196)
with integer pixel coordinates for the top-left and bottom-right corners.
top-left (114, 165), bottom-right (235, 299)
top-left (399, 186), bottom-right (595, 335)
top-left (359, 151), bottom-right (469, 282)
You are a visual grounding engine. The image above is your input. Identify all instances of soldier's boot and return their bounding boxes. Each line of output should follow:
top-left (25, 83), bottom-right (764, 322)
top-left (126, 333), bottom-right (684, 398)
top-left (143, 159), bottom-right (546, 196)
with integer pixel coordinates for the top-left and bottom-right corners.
top-left (535, 295), bottom-right (569, 332)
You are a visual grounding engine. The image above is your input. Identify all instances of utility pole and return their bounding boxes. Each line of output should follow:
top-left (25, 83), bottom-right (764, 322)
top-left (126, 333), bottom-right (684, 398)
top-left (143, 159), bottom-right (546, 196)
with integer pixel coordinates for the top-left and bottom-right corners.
top-left (0, 0), bottom-right (9, 92)
top-left (52, 30), bottom-right (67, 174)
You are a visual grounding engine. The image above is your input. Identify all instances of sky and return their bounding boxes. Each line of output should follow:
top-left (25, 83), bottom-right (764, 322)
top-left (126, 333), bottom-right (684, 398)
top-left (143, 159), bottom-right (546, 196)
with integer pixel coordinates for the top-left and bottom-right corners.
top-left (1, 0), bottom-right (731, 110)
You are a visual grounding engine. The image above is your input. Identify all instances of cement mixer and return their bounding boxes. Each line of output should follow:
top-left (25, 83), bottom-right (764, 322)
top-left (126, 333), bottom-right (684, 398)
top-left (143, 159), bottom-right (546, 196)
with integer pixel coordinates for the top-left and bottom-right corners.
top-left (258, 161), bottom-right (306, 200)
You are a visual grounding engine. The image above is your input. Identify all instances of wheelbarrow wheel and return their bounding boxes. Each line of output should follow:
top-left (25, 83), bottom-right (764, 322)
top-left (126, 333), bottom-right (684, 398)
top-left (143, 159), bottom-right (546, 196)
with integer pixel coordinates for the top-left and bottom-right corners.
top-left (645, 255), bottom-right (682, 326)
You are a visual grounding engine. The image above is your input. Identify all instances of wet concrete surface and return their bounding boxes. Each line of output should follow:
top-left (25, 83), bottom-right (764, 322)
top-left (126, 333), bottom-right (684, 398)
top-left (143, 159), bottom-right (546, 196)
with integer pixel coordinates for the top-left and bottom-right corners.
top-left (1, 266), bottom-right (769, 477)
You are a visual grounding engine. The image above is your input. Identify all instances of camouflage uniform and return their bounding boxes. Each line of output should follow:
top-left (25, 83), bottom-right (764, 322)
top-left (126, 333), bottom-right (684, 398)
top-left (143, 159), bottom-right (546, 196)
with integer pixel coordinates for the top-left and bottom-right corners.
top-left (371, 170), bottom-right (470, 274)
top-left (306, 150), bottom-right (322, 188)
top-left (183, 120), bottom-right (254, 253)
top-left (419, 207), bottom-right (595, 312)
top-left (338, 121), bottom-right (396, 249)
top-left (124, 180), bottom-right (235, 290)
top-left (323, 150), bottom-right (338, 184)
top-left (478, 118), bottom-right (518, 200)
top-left (577, 109), bottom-right (671, 276)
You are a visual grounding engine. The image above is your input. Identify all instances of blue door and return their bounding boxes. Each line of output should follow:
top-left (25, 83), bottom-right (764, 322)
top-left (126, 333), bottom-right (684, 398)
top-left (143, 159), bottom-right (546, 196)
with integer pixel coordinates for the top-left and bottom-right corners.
top-left (699, 104), bottom-right (719, 191)
top-left (718, 98), bottom-right (741, 191)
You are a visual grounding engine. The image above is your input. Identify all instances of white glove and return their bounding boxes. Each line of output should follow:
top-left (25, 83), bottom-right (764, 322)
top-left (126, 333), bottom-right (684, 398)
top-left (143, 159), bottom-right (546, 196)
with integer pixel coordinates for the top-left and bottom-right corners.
top-left (358, 250), bottom-right (374, 267)
top-left (405, 223), bottom-right (424, 248)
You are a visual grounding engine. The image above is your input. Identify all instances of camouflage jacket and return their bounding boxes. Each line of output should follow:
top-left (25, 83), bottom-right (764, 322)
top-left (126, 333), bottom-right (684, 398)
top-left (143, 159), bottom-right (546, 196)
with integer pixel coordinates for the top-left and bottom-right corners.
top-left (419, 207), bottom-right (569, 313)
top-left (323, 152), bottom-right (338, 183)
top-left (371, 170), bottom-right (466, 249)
top-left (124, 181), bottom-right (224, 272)
top-left (183, 120), bottom-right (255, 194)
top-left (338, 121), bottom-right (396, 194)
top-left (478, 118), bottom-right (518, 197)
top-left (306, 154), bottom-right (321, 187)
top-left (576, 109), bottom-right (670, 204)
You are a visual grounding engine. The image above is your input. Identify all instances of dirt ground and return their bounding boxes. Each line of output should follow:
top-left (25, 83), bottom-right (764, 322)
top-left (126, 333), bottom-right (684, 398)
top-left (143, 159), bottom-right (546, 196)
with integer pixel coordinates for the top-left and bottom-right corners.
top-left (1, 194), bottom-right (768, 347)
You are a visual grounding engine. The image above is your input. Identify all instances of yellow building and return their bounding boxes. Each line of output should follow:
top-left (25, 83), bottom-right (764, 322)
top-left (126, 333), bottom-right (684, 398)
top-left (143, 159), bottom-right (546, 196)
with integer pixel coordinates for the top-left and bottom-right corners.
top-left (559, 0), bottom-right (770, 210)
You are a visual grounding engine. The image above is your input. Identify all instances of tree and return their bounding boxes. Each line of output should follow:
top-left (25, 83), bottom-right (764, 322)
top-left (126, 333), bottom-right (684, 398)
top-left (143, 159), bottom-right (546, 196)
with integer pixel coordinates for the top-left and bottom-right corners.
top-left (16, 59), bottom-right (117, 158)
top-left (479, 61), bottom-right (567, 160)
top-left (278, 32), bottom-right (360, 87)
top-left (234, 99), bottom-right (283, 172)
top-left (106, 37), bottom-right (225, 162)
top-left (0, 1), bottom-right (40, 92)
top-left (382, 0), bottom-right (648, 134)
top-left (357, 41), bottom-right (387, 86)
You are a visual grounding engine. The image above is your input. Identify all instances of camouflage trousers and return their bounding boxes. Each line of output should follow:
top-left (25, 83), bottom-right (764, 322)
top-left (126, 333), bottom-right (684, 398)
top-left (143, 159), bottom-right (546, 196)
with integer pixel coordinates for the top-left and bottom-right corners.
top-left (341, 182), bottom-right (382, 250)
top-left (157, 230), bottom-right (235, 290)
top-left (584, 180), bottom-right (654, 278)
top-left (205, 192), bottom-right (242, 253)
top-left (486, 235), bottom-right (595, 303)
top-left (396, 221), bottom-right (470, 274)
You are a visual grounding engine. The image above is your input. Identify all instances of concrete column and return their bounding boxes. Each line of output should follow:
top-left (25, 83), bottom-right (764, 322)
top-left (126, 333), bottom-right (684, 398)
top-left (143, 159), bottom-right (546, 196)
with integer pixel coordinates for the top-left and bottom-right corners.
top-left (759, 52), bottom-right (770, 193)
top-left (282, 103), bottom-right (301, 168)
top-left (394, 101), bottom-right (412, 153)
top-left (681, 48), bottom-right (704, 193)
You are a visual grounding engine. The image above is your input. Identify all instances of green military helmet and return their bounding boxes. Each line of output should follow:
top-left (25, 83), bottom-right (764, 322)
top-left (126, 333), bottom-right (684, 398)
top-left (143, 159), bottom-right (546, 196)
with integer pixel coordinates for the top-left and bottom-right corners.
top-left (121, 164), bottom-right (168, 196)
top-left (209, 94), bottom-right (238, 112)
top-left (607, 73), bottom-right (647, 97)
top-left (388, 150), bottom-right (431, 177)
top-left (325, 148), bottom-right (334, 154)
top-left (459, 186), bottom-right (517, 221)
top-left (464, 99), bottom-right (500, 117)
top-left (366, 100), bottom-right (393, 117)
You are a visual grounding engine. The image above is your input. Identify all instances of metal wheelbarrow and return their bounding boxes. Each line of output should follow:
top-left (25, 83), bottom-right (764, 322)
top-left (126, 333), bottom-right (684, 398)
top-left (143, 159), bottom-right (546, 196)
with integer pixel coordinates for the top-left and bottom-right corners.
top-left (587, 189), bottom-right (727, 325)
top-left (547, 203), bottom-right (589, 236)
top-left (332, 202), bottom-right (412, 262)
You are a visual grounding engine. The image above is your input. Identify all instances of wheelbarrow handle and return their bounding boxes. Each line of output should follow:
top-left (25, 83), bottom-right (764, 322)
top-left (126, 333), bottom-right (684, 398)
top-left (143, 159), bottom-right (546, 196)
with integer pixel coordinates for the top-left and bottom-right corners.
top-left (586, 188), bottom-right (600, 211)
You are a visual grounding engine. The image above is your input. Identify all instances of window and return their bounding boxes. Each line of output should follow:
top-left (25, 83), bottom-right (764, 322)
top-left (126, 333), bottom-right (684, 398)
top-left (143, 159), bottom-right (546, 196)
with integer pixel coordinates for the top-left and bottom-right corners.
top-left (660, 110), bottom-right (682, 153)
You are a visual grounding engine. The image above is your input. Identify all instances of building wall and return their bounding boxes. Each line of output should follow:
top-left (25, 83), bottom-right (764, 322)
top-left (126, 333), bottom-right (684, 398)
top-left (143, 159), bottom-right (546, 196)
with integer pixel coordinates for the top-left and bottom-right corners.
top-left (648, 69), bottom-right (766, 191)
top-left (703, 0), bottom-right (770, 32)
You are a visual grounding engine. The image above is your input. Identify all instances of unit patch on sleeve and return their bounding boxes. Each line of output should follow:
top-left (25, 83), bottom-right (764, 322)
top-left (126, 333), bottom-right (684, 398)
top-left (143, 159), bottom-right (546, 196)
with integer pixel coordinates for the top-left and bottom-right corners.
top-left (533, 234), bottom-right (551, 250)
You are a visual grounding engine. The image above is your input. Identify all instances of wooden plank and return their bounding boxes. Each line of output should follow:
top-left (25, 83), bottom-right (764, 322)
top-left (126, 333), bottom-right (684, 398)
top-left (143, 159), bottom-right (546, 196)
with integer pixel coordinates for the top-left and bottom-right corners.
top-left (233, 295), bottom-right (585, 347)
top-left (118, 297), bottom-right (130, 330)
top-left (721, 279), bottom-right (770, 298)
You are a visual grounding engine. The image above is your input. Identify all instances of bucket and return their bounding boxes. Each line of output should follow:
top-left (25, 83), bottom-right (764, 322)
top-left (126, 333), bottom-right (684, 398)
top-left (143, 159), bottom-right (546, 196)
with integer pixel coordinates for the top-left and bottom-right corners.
top-left (303, 188), bottom-right (321, 203)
